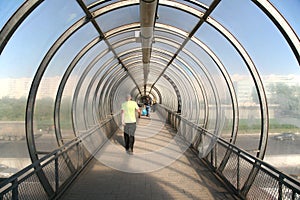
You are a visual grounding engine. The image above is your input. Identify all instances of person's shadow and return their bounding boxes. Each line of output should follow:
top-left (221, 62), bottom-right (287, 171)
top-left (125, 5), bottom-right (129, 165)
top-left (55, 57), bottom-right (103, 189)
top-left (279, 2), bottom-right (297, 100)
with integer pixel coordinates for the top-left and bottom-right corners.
top-left (111, 130), bottom-right (125, 148)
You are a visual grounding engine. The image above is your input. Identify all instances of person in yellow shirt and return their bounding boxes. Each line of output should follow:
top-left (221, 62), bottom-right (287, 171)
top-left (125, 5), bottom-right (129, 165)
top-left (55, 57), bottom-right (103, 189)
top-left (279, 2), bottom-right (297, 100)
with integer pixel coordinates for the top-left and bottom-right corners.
top-left (121, 94), bottom-right (140, 154)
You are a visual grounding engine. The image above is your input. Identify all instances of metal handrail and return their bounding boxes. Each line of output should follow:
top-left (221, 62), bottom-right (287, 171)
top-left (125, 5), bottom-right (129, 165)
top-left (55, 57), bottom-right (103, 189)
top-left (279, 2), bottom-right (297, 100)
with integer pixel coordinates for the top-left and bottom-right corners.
top-left (1, 108), bottom-right (299, 199)
top-left (0, 115), bottom-right (118, 199)
top-left (0, 137), bottom-right (79, 188)
top-left (0, 138), bottom-right (81, 199)
top-left (159, 105), bottom-right (300, 199)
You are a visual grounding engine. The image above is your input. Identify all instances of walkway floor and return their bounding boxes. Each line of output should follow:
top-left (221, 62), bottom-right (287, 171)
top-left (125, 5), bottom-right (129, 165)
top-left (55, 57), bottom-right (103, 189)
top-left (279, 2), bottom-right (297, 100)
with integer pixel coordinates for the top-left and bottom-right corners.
top-left (59, 112), bottom-right (239, 200)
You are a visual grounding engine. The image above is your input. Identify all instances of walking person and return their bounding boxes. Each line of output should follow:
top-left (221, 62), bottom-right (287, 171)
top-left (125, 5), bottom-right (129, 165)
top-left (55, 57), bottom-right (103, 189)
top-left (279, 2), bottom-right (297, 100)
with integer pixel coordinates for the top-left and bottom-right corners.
top-left (121, 94), bottom-right (140, 154)
top-left (144, 97), bottom-right (151, 117)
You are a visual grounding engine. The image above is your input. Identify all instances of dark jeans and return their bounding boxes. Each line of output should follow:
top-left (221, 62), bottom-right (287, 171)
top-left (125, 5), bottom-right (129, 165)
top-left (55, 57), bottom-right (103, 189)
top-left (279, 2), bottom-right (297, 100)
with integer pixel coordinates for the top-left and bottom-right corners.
top-left (124, 133), bottom-right (135, 151)
top-left (124, 123), bottom-right (136, 151)
top-left (146, 105), bottom-right (150, 116)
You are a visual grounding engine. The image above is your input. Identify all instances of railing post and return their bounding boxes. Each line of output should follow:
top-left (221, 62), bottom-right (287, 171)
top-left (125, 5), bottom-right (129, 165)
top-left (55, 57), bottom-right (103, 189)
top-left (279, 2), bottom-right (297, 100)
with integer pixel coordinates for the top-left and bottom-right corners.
top-left (12, 179), bottom-right (18, 200)
top-left (237, 151), bottom-right (240, 191)
top-left (77, 142), bottom-right (80, 169)
top-left (55, 152), bottom-right (59, 192)
top-left (278, 173), bottom-right (283, 200)
top-left (177, 114), bottom-right (181, 132)
top-left (210, 146), bottom-right (214, 167)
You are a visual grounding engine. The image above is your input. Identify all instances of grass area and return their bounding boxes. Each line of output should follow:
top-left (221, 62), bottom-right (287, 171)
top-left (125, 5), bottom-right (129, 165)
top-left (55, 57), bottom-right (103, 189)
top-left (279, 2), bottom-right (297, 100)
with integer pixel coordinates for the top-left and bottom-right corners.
top-left (222, 118), bottom-right (299, 134)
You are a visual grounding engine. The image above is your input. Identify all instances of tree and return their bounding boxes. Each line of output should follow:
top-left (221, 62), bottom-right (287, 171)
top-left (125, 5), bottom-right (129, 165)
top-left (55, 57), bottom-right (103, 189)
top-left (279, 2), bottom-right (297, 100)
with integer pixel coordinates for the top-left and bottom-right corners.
top-left (268, 83), bottom-right (300, 117)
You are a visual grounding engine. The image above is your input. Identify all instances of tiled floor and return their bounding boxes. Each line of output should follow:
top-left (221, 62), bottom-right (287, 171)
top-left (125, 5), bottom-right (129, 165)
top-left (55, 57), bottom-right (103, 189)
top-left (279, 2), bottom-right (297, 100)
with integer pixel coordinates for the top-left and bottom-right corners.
top-left (59, 112), bottom-right (239, 200)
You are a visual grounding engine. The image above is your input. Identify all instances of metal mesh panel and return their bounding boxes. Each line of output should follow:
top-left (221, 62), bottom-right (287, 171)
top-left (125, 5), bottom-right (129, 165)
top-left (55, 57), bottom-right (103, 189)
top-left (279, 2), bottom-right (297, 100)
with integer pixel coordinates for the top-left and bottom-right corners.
top-left (0, 130), bottom-right (104, 199)
top-left (1, 190), bottom-right (12, 200)
top-left (42, 161), bottom-right (56, 190)
top-left (184, 125), bottom-right (194, 144)
top-left (79, 143), bottom-right (89, 166)
top-left (238, 157), bottom-right (252, 188)
top-left (67, 144), bottom-right (81, 170)
top-left (82, 135), bottom-right (96, 153)
top-left (206, 150), bottom-right (212, 165)
top-left (222, 152), bottom-right (238, 188)
top-left (81, 143), bottom-right (91, 163)
top-left (18, 173), bottom-right (48, 200)
top-left (247, 170), bottom-right (279, 200)
top-left (215, 143), bottom-right (226, 168)
top-left (190, 128), bottom-right (199, 147)
top-left (57, 153), bottom-right (73, 187)
top-left (282, 183), bottom-right (300, 200)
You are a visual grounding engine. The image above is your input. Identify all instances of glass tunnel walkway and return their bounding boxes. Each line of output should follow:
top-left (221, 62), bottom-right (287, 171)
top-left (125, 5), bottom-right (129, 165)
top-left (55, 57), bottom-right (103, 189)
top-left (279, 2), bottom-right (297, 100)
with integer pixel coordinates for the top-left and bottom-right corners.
top-left (0, 0), bottom-right (300, 199)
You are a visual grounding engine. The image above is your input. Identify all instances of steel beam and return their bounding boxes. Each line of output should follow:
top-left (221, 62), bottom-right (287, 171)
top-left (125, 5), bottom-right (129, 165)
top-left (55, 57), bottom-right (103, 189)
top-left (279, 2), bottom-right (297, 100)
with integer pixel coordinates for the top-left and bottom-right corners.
top-left (140, 0), bottom-right (158, 93)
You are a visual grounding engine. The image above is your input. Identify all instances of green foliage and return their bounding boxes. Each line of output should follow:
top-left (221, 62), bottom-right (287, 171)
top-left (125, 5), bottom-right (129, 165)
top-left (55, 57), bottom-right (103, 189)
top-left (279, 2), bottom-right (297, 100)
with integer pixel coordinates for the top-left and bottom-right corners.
top-left (233, 118), bottom-right (299, 134)
top-left (269, 118), bottom-right (299, 133)
top-left (268, 83), bottom-right (300, 117)
top-left (0, 97), bottom-right (26, 120)
top-left (0, 97), bottom-right (72, 130)
top-left (238, 119), bottom-right (261, 133)
top-left (35, 97), bottom-right (53, 121)
top-left (34, 97), bottom-right (73, 130)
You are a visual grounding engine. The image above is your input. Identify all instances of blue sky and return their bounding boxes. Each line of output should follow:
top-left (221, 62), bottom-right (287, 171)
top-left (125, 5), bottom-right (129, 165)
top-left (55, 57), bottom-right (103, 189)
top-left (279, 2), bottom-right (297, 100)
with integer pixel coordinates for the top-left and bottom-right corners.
top-left (0, 0), bottom-right (299, 78)
top-left (271, 0), bottom-right (300, 36)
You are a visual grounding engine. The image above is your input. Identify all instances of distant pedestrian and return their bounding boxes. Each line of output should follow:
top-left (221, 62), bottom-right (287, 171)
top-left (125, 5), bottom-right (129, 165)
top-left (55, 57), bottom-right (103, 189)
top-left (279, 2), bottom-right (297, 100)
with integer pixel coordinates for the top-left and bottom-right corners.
top-left (144, 97), bottom-right (151, 117)
top-left (121, 94), bottom-right (140, 154)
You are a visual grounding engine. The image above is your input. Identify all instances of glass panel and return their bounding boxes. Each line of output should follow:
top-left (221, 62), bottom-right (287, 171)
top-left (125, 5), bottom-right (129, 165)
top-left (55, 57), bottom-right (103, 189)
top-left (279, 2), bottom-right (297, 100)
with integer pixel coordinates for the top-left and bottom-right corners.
top-left (99, 68), bottom-right (124, 118)
top-left (97, 68), bottom-right (121, 119)
top-left (35, 23), bottom-right (98, 152)
top-left (194, 21), bottom-right (261, 154)
top-left (122, 55), bottom-right (142, 66)
top-left (176, 49), bottom-right (209, 126)
top-left (146, 62), bottom-right (163, 82)
top-left (176, 0), bottom-right (208, 12)
top-left (212, 0), bottom-right (300, 177)
top-left (156, 77), bottom-right (178, 111)
top-left (108, 30), bottom-right (137, 45)
top-left (87, 60), bottom-right (119, 126)
top-left (155, 29), bottom-right (185, 45)
top-left (87, 0), bottom-right (120, 12)
top-left (197, 0), bottom-right (214, 6)
top-left (84, 0), bottom-right (102, 6)
top-left (75, 50), bottom-right (115, 131)
top-left (172, 60), bottom-right (201, 119)
top-left (270, 0), bottom-right (300, 36)
top-left (0, 0), bottom-right (84, 176)
top-left (114, 41), bottom-right (141, 55)
top-left (164, 65), bottom-right (189, 113)
top-left (184, 34), bottom-right (242, 155)
top-left (157, 5), bottom-right (198, 33)
top-left (64, 40), bottom-right (107, 133)
top-left (151, 56), bottom-right (169, 69)
top-left (95, 5), bottom-right (139, 33)
top-left (152, 41), bottom-right (179, 57)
